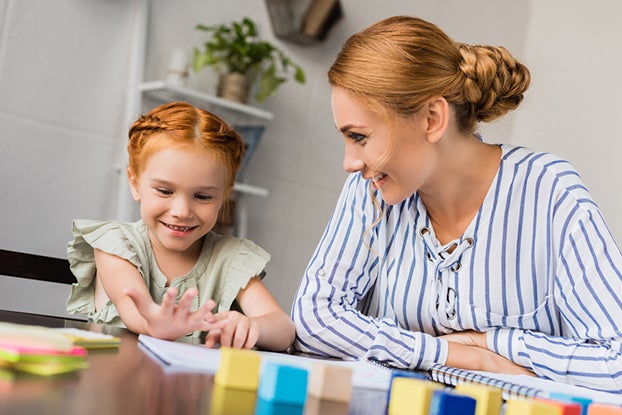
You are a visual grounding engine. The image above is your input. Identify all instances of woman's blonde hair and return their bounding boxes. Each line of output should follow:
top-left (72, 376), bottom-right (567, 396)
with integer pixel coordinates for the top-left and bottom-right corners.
top-left (328, 15), bottom-right (531, 135)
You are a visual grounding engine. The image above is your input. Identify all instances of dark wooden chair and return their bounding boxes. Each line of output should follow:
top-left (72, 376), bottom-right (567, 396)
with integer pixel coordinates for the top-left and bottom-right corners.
top-left (0, 249), bottom-right (76, 285)
top-left (0, 249), bottom-right (81, 319)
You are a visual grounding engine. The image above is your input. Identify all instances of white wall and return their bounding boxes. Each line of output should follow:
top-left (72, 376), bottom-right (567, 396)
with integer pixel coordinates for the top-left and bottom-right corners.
top-left (1, 0), bottom-right (620, 316)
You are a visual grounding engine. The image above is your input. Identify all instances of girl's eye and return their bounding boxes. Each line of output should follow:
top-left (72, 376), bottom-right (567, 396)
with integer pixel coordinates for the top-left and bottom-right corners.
top-left (156, 188), bottom-right (173, 195)
top-left (195, 194), bottom-right (213, 201)
top-left (348, 132), bottom-right (366, 143)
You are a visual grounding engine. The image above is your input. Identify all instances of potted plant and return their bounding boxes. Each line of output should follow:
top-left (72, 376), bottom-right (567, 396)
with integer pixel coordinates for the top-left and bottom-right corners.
top-left (193, 17), bottom-right (306, 103)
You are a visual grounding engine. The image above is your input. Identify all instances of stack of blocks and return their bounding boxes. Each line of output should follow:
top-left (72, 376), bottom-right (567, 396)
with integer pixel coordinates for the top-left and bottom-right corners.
top-left (213, 347), bottom-right (622, 415)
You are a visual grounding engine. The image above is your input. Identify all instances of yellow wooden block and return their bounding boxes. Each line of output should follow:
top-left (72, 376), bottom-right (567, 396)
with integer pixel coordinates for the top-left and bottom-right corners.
top-left (455, 383), bottom-right (503, 415)
top-left (506, 397), bottom-right (561, 415)
top-left (214, 347), bottom-right (261, 390)
top-left (388, 377), bottom-right (443, 415)
top-left (210, 384), bottom-right (257, 415)
top-left (307, 363), bottom-right (353, 403)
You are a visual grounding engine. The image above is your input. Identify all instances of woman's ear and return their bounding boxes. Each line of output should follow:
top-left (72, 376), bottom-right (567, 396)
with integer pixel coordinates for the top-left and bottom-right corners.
top-left (127, 169), bottom-right (140, 201)
top-left (423, 97), bottom-right (449, 143)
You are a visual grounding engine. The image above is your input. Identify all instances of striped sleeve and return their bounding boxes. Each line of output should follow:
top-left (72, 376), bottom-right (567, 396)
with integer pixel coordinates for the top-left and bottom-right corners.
top-left (291, 173), bottom-right (447, 370)
top-left (488, 167), bottom-right (622, 392)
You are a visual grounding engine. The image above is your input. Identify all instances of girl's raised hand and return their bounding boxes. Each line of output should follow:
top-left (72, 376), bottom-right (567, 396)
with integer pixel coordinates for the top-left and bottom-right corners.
top-left (203, 310), bottom-right (259, 349)
top-left (124, 287), bottom-right (227, 340)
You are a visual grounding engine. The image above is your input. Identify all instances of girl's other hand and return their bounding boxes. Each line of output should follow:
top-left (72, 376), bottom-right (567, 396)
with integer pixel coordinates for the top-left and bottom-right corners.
top-left (203, 310), bottom-right (259, 349)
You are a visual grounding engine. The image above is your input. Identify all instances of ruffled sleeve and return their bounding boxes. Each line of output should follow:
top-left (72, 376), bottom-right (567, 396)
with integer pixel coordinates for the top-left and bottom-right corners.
top-left (201, 234), bottom-right (270, 312)
top-left (65, 219), bottom-right (149, 325)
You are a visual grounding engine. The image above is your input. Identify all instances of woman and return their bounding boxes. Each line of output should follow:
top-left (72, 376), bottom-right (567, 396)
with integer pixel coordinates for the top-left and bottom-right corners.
top-left (292, 15), bottom-right (622, 392)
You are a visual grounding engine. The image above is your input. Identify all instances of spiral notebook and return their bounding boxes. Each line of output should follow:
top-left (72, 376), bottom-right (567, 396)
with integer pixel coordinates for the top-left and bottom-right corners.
top-left (422, 363), bottom-right (622, 406)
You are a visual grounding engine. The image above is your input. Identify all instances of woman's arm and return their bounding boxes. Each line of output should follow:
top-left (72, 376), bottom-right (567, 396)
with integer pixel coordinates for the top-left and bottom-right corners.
top-left (204, 276), bottom-right (295, 351)
top-left (94, 249), bottom-right (222, 339)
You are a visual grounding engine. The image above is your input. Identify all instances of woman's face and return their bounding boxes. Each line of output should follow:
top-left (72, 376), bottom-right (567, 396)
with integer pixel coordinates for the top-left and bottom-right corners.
top-left (331, 87), bottom-right (437, 205)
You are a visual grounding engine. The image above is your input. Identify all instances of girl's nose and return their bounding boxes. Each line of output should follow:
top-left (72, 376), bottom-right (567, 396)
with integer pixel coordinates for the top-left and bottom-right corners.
top-left (170, 196), bottom-right (193, 219)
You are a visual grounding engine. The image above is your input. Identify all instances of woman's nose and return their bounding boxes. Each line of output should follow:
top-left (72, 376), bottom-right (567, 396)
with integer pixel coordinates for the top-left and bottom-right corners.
top-left (343, 144), bottom-right (364, 173)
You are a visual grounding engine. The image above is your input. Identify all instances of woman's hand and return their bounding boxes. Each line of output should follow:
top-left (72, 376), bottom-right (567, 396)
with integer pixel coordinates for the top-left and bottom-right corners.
top-left (124, 287), bottom-right (226, 340)
top-left (441, 330), bottom-right (535, 376)
top-left (203, 310), bottom-right (259, 349)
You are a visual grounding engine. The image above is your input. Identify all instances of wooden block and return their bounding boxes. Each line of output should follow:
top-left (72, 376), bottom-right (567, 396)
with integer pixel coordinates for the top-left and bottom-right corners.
top-left (258, 362), bottom-right (308, 406)
top-left (429, 389), bottom-right (477, 415)
top-left (214, 347), bottom-right (261, 391)
top-left (387, 377), bottom-right (442, 415)
top-left (210, 384), bottom-right (257, 415)
top-left (455, 383), bottom-right (503, 415)
top-left (537, 398), bottom-right (582, 415)
top-left (307, 363), bottom-right (352, 403)
top-left (506, 398), bottom-right (561, 415)
top-left (588, 404), bottom-right (622, 415)
top-left (303, 396), bottom-right (349, 415)
top-left (547, 392), bottom-right (592, 415)
top-left (255, 398), bottom-right (304, 415)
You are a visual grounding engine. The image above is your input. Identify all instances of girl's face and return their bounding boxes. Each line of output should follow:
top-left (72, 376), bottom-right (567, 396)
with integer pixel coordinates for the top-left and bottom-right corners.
top-left (129, 142), bottom-right (226, 257)
top-left (331, 87), bottom-right (437, 205)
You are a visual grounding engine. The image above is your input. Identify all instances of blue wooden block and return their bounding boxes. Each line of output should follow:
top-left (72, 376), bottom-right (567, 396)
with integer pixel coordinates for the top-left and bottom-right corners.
top-left (429, 389), bottom-right (477, 415)
top-left (547, 392), bottom-right (593, 415)
top-left (254, 398), bottom-right (303, 415)
top-left (258, 362), bottom-right (308, 406)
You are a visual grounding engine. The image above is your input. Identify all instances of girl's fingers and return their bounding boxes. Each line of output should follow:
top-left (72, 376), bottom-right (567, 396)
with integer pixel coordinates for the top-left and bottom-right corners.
top-left (174, 287), bottom-right (197, 316)
top-left (244, 322), bottom-right (259, 349)
top-left (204, 329), bottom-right (220, 349)
top-left (231, 319), bottom-right (250, 349)
top-left (160, 287), bottom-right (178, 316)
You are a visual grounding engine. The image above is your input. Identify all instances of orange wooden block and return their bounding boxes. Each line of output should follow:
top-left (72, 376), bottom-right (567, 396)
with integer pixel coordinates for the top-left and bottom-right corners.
top-left (588, 404), bottom-right (622, 415)
top-left (536, 398), bottom-right (582, 415)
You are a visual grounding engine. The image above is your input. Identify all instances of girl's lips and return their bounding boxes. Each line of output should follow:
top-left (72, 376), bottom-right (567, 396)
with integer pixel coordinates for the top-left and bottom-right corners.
top-left (371, 172), bottom-right (387, 189)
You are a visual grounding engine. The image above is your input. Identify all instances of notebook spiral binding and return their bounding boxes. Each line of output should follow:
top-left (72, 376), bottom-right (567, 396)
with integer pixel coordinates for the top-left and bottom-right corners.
top-left (428, 364), bottom-right (546, 400)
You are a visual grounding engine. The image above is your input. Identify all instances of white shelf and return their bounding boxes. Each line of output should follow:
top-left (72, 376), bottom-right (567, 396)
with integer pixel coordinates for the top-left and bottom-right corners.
top-left (139, 81), bottom-right (274, 121)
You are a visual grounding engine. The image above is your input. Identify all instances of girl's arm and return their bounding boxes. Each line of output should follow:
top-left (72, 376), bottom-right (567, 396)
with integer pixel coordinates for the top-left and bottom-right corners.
top-left (204, 276), bottom-right (295, 351)
top-left (94, 248), bottom-right (222, 339)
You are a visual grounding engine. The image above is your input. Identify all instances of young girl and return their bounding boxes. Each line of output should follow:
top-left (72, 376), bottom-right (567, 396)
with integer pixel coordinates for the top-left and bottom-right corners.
top-left (67, 101), bottom-right (294, 351)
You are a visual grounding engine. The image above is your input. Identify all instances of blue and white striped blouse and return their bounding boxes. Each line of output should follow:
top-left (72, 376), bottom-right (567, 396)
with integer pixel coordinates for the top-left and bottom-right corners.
top-left (292, 144), bottom-right (622, 392)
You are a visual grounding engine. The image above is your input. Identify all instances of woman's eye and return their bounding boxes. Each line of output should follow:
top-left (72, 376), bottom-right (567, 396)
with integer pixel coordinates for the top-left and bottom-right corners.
top-left (348, 132), bottom-right (366, 143)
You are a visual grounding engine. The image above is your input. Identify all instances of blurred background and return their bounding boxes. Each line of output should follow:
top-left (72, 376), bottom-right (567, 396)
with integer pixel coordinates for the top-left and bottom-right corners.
top-left (1, 0), bottom-right (621, 316)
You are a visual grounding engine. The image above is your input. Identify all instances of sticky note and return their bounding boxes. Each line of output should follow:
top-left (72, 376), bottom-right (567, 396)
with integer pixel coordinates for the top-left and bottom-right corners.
top-left (587, 403), bottom-right (622, 415)
top-left (455, 383), bottom-right (503, 415)
top-left (307, 363), bottom-right (352, 403)
top-left (506, 397), bottom-right (561, 415)
top-left (214, 347), bottom-right (261, 390)
top-left (429, 389), bottom-right (477, 415)
top-left (257, 362), bottom-right (308, 406)
top-left (388, 377), bottom-right (442, 415)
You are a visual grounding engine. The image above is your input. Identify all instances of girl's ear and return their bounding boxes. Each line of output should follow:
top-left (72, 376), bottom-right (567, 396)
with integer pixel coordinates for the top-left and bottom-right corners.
top-left (423, 97), bottom-right (449, 143)
top-left (127, 169), bottom-right (140, 201)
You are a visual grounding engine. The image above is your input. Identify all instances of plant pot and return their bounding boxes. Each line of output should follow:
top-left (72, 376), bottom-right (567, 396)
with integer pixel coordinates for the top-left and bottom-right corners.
top-left (217, 73), bottom-right (250, 103)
